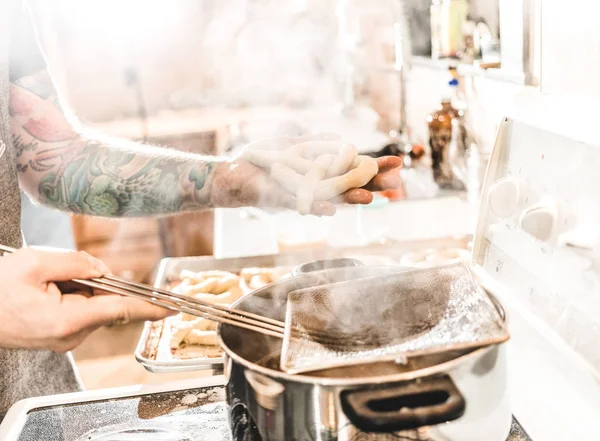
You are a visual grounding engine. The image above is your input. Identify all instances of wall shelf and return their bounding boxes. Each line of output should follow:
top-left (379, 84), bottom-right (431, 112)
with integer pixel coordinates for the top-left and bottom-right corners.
top-left (411, 56), bottom-right (526, 85)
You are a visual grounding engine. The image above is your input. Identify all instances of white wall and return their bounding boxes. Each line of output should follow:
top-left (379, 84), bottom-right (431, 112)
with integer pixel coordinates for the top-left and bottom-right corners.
top-left (540, 0), bottom-right (600, 96)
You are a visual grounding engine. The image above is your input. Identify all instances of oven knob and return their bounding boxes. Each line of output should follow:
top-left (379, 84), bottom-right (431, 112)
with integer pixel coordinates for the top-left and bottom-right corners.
top-left (519, 199), bottom-right (576, 242)
top-left (519, 205), bottom-right (555, 242)
top-left (488, 177), bottom-right (532, 219)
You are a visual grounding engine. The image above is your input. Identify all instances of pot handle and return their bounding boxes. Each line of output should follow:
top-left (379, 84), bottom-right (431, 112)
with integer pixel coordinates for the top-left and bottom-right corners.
top-left (292, 258), bottom-right (365, 276)
top-left (340, 374), bottom-right (466, 433)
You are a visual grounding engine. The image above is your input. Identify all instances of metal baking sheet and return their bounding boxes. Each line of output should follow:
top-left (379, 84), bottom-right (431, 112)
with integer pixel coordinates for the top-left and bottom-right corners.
top-left (135, 237), bottom-right (471, 373)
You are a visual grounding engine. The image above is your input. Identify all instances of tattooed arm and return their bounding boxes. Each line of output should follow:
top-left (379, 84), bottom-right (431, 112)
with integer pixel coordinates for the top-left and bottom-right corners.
top-left (9, 69), bottom-right (223, 217)
top-left (9, 68), bottom-right (401, 218)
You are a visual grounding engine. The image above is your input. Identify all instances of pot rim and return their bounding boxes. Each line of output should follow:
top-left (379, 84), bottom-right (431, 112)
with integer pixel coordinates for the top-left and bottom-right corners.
top-left (218, 265), bottom-right (509, 387)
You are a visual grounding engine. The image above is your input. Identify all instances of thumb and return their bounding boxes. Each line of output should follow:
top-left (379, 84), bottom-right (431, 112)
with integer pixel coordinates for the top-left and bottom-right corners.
top-left (18, 248), bottom-right (109, 283)
top-left (66, 294), bottom-right (176, 329)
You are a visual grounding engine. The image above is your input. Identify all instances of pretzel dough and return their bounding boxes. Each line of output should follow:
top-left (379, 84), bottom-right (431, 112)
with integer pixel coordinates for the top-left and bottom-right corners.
top-left (296, 155), bottom-right (332, 214)
top-left (240, 267), bottom-right (274, 281)
top-left (212, 275), bottom-right (240, 294)
top-left (173, 278), bottom-right (219, 295)
top-left (170, 319), bottom-right (198, 347)
top-left (185, 329), bottom-right (219, 346)
top-left (179, 270), bottom-right (234, 282)
top-left (326, 143), bottom-right (358, 177)
top-left (168, 267), bottom-right (291, 353)
top-left (192, 285), bottom-right (243, 305)
top-left (241, 139), bottom-right (378, 213)
top-left (314, 156), bottom-right (379, 201)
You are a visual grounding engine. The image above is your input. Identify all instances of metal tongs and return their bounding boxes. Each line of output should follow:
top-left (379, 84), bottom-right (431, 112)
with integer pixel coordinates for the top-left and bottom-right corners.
top-left (0, 244), bottom-right (286, 338)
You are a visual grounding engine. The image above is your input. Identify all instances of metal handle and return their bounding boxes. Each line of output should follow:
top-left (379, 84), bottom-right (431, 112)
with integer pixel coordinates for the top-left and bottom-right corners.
top-left (340, 374), bottom-right (466, 432)
top-left (56, 280), bottom-right (94, 295)
top-left (291, 258), bottom-right (365, 276)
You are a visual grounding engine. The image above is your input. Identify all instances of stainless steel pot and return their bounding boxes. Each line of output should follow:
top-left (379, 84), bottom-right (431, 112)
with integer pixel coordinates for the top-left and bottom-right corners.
top-left (219, 259), bottom-right (511, 441)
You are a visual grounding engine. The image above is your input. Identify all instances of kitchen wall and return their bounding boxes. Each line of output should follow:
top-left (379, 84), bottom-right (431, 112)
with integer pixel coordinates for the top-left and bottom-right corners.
top-left (31, 0), bottom-right (344, 122)
top-left (29, 0), bottom-right (538, 158)
top-left (29, 0), bottom-right (598, 168)
top-left (539, 0), bottom-right (600, 96)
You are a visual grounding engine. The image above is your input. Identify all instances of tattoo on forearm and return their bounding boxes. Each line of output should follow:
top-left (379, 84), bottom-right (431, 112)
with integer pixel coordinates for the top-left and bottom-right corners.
top-left (13, 135), bottom-right (38, 158)
top-left (9, 70), bottom-right (217, 217)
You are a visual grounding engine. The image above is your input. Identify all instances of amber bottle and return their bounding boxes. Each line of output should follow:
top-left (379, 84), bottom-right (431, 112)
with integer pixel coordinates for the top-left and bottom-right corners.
top-left (426, 77), bottom-right (466, 190)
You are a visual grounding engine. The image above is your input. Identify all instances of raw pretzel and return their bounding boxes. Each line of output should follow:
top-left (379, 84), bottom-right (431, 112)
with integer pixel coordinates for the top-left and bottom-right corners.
top-left (170, 319), bottom-right (198, 348)
top-left (185, 329), bottom-right (219, 346)
top-left (242, 140), bottom-right (378, 213)
top-left (295, 155), bottom-right (332, 214)
top-left (212, 275), bottom-right (240, 294)
top-left (174, 278), bottom-right (219, 295)
top-left (240, 267), bottom-right (274, 282)
top-left (325, 143), bottom-right (358, 177)
top-left (314, 155), bottom-right (379, 201)
top-left (191, 285), bottom-right (243, 305)
top-left (179, 270), bottom-right (234, 282)
top-left (168, 267), bottom-right (292, 352)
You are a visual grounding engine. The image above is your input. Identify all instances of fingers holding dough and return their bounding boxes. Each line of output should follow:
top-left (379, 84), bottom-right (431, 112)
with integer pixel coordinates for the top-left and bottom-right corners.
top-left (243, 137), bottom-right (379, 213)
top-left (314, 155), bottom-right (379, 201)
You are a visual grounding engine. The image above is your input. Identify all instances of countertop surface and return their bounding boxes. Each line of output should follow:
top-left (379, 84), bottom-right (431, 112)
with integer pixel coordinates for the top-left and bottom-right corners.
top-left (214, 195), bottom-right (472, 259)
top-left (9, 384), bottom-right (532, 441)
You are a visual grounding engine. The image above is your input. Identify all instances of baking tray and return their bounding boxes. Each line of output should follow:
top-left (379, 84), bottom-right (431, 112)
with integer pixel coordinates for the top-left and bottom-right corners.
top-left (135, 236), bottom-right (471, 373)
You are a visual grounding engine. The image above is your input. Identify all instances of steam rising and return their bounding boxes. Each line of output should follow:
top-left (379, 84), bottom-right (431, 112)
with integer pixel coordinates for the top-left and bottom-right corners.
top-left (277, 262), bottom-right (508, 374)
top-left (169, 0), bottom-right (341, 110)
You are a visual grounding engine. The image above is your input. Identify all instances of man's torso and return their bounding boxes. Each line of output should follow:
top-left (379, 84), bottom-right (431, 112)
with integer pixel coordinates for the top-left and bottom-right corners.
top-left (0, 0), bottom-right (80, 421)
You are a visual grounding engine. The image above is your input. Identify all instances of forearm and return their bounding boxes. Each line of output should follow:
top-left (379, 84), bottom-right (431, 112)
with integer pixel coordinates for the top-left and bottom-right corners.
top-left (10, 70), bottom-right (220, 217)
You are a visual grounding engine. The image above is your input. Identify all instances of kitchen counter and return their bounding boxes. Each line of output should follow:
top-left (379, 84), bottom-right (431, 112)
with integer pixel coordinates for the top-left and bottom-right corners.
top-left (214, 195), bottom-right (473, 259)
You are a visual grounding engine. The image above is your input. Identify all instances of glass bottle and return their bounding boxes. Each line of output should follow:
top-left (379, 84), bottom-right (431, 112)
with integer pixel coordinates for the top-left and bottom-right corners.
top-left (426, 74), bottom-right (467, 190)
top-left (431, 0), bottom-right (469, 59)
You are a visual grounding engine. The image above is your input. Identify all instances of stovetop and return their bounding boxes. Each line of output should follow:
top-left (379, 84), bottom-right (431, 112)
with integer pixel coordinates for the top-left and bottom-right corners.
top-left (14, 384), bottom-right (532, 441)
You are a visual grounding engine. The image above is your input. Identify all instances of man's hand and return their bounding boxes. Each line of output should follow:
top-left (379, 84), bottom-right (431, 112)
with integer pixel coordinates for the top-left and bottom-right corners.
top-left (211, 135), bottom-right (402, 215)
top-left (0, 248), bottom-right (175, 353)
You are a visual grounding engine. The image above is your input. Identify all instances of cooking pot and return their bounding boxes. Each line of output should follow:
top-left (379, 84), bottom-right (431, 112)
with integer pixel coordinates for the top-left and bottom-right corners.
top-left (219, 259), bottom-right (511, 441)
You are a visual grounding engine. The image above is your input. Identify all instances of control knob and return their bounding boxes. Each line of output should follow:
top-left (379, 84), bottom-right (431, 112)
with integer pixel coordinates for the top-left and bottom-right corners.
top-left (488, 177), bottom-right (534, 219)
top-left (519, 199), bottom-right (577, 243)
